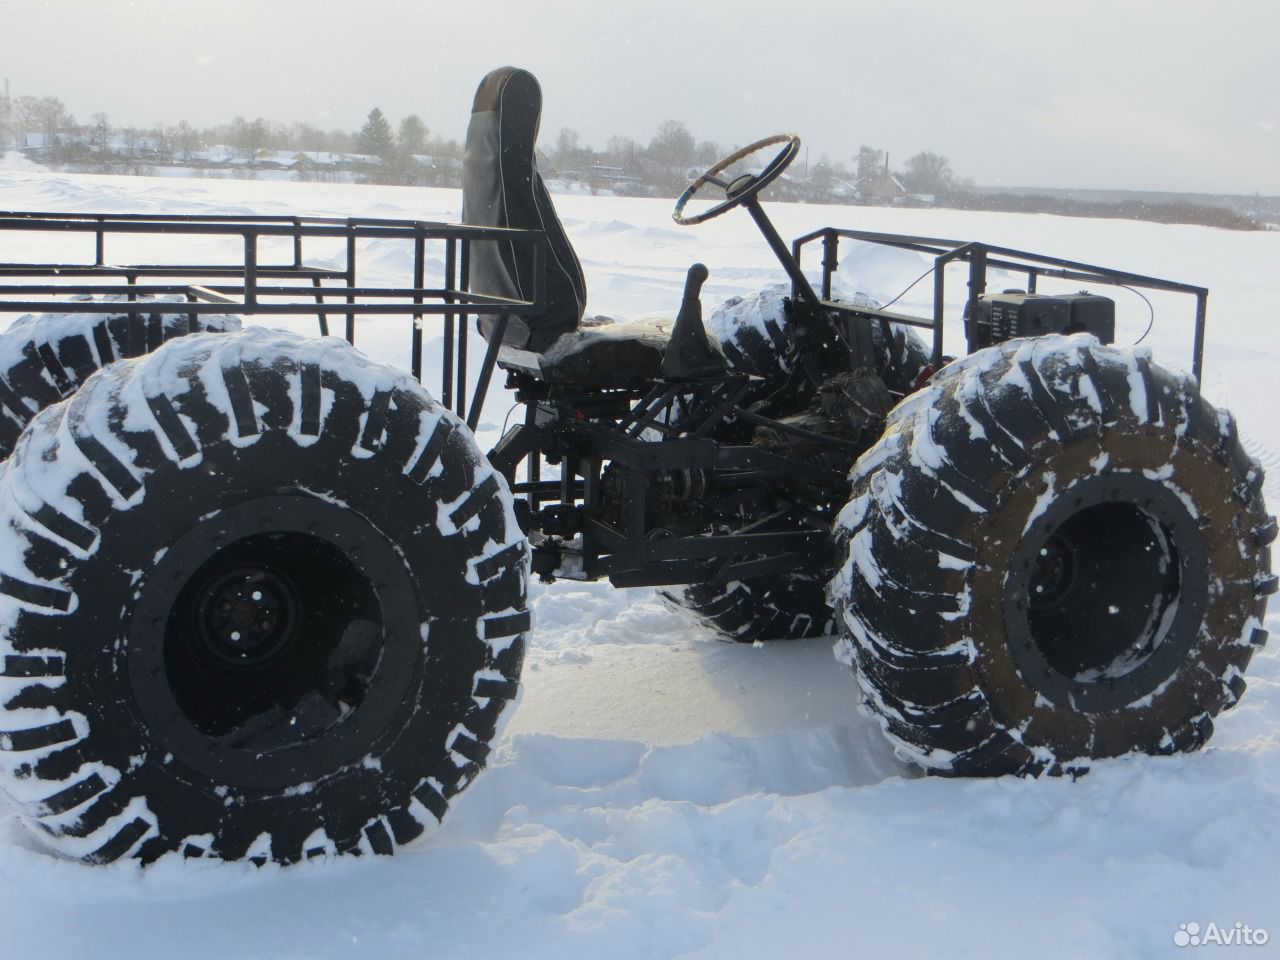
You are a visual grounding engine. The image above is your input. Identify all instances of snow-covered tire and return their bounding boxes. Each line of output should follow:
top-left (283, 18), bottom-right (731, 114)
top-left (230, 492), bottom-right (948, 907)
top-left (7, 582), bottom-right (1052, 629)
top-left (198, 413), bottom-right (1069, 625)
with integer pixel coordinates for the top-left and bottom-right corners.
top-left (830, 335), bottom-right (1275, 776)
top-left (708, 285), bottom-right (931, 394)
top-left (706, 287), bottom-right (795, 387)
top-left (662, 570), bottom-right (835, 643)
top-left (0, 305), bottom-right (240, 460)
top-left (0, 328), bottom-right (528, 864)
top-left (879, 320), bottom-right (933, 395)
top-left (665, 289), bottom-right (931, 644)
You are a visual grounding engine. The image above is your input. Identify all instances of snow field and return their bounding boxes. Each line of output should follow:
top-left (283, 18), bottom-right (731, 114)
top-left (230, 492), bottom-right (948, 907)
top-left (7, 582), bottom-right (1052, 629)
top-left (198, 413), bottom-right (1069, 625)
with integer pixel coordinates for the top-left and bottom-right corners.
top-left (0, 160), bottom-right (1277, 958)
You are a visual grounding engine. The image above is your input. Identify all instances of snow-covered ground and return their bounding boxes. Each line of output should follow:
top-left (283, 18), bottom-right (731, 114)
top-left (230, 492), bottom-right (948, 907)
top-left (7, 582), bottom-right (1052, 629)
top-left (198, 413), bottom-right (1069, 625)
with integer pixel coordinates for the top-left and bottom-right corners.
top-left (0, 162), bottom-right (1278, 958)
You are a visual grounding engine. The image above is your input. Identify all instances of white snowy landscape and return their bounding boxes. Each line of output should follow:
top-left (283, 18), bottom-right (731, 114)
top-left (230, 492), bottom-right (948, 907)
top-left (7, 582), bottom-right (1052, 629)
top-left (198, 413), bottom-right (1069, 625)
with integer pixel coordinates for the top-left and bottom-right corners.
top-left (0, 156), bottom-right (1277, 959)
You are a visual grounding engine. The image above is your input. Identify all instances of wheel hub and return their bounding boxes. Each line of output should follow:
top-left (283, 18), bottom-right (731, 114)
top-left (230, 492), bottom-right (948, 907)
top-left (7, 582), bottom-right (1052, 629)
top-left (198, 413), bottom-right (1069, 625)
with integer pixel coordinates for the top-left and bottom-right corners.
top-left (195, 565), bottom-right (298, 668)
top-left (1028, 535), bottom-right (1078, 611)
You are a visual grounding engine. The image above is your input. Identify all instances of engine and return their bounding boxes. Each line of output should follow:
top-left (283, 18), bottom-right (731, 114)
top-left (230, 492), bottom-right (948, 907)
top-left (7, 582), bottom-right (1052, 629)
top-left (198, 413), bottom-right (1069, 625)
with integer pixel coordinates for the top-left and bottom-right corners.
top-left (970, 291), bottom-right (1115, 348)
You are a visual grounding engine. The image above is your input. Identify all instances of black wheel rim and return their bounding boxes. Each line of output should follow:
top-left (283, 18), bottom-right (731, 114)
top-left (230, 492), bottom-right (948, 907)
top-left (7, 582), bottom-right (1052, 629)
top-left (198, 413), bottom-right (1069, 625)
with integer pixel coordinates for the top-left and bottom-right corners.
top-left (128, 494), bottom-right (422, 789)
top-left (1003, 472), bottom-right (1208, 712)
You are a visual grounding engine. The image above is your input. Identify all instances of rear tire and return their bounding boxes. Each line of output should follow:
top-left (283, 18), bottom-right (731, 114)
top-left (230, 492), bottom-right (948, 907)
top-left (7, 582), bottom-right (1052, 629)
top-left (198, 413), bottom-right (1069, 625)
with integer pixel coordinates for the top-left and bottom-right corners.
top-left (831, 335), bottom-right (1275, 776)
top-left (0, 303), bottom-right (239, 459)
top-left (662, 570), bottom-right (835, 643)
top-left (0, 328), bottom-right (528, 863)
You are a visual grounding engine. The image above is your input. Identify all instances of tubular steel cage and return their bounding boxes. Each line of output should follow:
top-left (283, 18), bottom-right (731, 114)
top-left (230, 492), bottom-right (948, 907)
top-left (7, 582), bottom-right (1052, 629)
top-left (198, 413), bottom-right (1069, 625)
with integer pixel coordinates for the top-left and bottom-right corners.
top-left (791, 227), bottom-right (1211, 382)
top-left (0, 211), bottom-right (548, 430)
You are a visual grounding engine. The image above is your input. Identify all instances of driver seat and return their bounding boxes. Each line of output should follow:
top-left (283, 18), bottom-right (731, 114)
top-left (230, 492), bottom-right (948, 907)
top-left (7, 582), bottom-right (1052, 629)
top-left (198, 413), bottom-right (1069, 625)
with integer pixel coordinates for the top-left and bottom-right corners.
top-left (463, 67), bottom-right (710, 387)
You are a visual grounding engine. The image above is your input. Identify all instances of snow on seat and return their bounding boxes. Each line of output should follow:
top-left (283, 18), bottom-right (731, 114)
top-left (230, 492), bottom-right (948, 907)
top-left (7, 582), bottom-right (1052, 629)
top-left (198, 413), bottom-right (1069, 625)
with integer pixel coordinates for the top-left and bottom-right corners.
top-left (498, 314), bottom-right (676, 388)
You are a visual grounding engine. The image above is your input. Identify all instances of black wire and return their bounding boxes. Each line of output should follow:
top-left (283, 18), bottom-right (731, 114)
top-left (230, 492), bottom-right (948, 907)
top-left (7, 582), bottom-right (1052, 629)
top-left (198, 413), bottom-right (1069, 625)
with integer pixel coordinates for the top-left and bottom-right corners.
top-left (818, 265), bottom-right (937, 379)
top-left (878, 264), bottom-right (938, 311)
top-left (1120, 284), bottom-right (1157, 344)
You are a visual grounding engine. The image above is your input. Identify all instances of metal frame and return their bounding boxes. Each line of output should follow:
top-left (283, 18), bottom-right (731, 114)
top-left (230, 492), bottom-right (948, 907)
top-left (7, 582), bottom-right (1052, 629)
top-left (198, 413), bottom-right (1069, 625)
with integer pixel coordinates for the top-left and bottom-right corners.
top-left (491, 371), bottom-right (839, 588)
top-left (0, 211), bottom-right (547, 429)
top-left (791, 227), bottom-right (1211, 382)
top-left (0, 208), bottom-right (1219, 593)
top-left (490, 201), bottom-right (1221, 590)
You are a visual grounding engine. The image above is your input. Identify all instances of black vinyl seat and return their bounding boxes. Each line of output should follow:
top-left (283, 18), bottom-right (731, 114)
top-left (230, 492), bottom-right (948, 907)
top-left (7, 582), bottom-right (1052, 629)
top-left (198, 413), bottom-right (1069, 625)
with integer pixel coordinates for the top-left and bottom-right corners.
top-left (462, 66), bottom-right (586, 352)
top-left (462, 67), bottom-right (672, 386)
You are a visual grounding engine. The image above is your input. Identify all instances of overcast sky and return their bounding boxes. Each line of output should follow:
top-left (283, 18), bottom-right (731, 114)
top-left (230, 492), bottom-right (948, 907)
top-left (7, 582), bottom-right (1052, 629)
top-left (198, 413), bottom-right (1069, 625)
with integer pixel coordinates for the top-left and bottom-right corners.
top-left (2, 0), bottom-right (1277, 194)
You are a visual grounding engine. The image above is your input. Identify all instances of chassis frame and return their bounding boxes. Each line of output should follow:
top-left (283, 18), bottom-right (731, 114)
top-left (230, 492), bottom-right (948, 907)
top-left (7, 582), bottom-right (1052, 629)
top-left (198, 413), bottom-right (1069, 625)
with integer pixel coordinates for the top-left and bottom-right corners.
top-left (0, 206), bottom-right (1212, 591)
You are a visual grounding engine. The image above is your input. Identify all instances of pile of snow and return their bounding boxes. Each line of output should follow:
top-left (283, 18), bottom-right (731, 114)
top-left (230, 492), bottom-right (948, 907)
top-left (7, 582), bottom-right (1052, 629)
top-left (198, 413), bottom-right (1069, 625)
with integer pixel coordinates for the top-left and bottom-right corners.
top-left (0, 152), bottom-right (44, 173)
top-left (0, 167), bottom-right (1277, 959)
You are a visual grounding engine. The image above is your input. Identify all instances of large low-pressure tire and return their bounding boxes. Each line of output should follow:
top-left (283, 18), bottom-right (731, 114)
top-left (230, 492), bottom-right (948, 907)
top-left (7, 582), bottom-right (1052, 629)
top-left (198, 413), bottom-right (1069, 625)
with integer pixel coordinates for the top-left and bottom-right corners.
top-left (665, 289), bottom-right (931, 643)
top-left (830, 335), bottom-right (1276, 776)
top-left (0, 303), bottom-right (239, 459)
top-left (0, 328), bottom-right (529, 863)
top-left (662, 570), bottom-right (836, 643)
top-left (706, 285), bottom-right (931, 395)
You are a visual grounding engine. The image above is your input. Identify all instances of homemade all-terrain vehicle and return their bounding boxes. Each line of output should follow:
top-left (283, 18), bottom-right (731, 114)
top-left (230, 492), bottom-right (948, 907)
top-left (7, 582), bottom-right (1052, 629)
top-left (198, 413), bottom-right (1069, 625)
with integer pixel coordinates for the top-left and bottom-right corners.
top-left (0, 67), bottom-right (1272, 865)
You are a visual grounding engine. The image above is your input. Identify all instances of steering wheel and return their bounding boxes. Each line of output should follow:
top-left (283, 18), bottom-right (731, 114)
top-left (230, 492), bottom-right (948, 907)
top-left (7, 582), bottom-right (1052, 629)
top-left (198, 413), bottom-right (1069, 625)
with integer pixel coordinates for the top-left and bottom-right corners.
top-left (672, 134), bottom-right (800, 226)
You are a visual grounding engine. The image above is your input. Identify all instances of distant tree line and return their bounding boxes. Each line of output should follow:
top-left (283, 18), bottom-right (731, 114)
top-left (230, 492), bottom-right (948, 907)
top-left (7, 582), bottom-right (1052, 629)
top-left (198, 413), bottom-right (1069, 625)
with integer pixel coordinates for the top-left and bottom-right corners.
top-left (0, 86), bottom-right (965, 201)
top-left (950, 191), bottom-right (1260, 231)
top-left (0, 92), bottom-right (468, 185)
top-left (0, 88), bottom-right (1260, 230)
top-left (545, 125), bottom-right (970, 206)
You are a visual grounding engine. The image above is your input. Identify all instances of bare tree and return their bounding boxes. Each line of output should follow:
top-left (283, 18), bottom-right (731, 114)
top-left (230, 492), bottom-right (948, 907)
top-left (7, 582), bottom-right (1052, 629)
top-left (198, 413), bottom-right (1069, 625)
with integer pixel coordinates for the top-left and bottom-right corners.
top-left (648, 120), bottom-right (695, 170)
top-left (900, 151), bottom-right (954, 196)
top-left (854, 145), bottom-right (885, 197)
top-left (89, 113), bottom-right (111, 155)
top-left (809, 154), bottom-right (841, 202)
top-left (151, 123), bottom-right (173, 162)
top-left (327, 128), bottom-right (357, 153)
top-left (17, 96), bottom-right (74, 153)
top-left (174, 121), bottom-right (200, 162)
top-left (694, 140), bottom-right (721, 166)
top-left (245, 119), bottom-right (270, 160)
top-left (398, 114), bottom-right (428, 155)
top-left (603, 135), bottom-right (640, 171)
top-left (289, 122), bottom-right (329, 153)
top-left (551, 127), bottom-right (583, 172)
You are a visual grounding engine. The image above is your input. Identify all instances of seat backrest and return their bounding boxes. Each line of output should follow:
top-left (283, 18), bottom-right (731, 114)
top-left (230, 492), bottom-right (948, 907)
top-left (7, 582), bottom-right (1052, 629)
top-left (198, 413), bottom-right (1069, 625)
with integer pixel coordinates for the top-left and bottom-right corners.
top-left (462, 67), bottom-right (586, 351)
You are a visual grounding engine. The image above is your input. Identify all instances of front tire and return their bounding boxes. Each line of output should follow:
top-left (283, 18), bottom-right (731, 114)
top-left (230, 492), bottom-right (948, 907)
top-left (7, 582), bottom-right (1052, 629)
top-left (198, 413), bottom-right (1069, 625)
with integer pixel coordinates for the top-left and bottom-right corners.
top-left (707, 284), bottom-right (931, 395)
top-left (666, 288), bottom-right (930, 643)
top-left (0, 328), bottom-right (528, 863)
top-left (831, 336), bottom-right (1275, 776)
